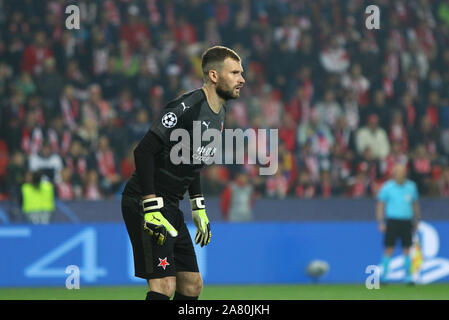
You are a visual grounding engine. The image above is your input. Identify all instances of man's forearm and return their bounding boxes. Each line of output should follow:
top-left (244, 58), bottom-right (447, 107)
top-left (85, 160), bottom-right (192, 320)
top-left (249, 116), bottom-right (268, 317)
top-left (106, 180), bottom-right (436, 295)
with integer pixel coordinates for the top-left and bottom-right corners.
top-left (188, 172), bottom-right (202, 199)
top-left (376, 202), bottom-right (385, 223)
top-left (134, 131), bottom-right (163, 199)
top-left (413, 201), bottom-right (421, 221)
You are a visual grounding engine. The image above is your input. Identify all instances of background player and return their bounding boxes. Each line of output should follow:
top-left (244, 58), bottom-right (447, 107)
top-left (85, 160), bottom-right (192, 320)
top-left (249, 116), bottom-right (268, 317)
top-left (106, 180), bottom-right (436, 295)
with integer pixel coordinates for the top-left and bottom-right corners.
top-left (121, 46), bottom-right (245, 300)
top-left (376, 163), bottom-right (421, 284)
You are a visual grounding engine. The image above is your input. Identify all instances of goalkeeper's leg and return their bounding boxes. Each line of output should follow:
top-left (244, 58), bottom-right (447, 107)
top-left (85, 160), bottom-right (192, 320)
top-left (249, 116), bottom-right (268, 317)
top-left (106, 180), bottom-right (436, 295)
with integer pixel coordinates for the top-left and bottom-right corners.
top-left (174, 272), bottom-right (203, 300)
top-left (146, 277), bottom-right (176, 300)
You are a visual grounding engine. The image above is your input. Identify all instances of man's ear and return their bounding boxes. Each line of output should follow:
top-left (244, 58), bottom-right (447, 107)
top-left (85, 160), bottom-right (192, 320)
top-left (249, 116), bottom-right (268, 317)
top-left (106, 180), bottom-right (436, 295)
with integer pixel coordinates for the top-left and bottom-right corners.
top-left (208, 69), bottom-right (219, 84)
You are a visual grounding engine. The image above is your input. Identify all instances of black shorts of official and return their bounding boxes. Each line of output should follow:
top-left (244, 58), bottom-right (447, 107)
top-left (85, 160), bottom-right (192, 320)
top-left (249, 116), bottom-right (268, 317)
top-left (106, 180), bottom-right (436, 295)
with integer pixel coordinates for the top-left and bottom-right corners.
top-left (384, 219), bottom-right (413, 248)
top-left (121, 195), bottom-right (199, 280)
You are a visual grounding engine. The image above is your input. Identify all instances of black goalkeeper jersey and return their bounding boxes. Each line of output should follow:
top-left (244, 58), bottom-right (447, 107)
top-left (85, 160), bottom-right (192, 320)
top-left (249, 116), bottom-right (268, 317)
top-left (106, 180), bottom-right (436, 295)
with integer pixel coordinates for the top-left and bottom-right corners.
top-left (123, 88), bottom-right (226, 201)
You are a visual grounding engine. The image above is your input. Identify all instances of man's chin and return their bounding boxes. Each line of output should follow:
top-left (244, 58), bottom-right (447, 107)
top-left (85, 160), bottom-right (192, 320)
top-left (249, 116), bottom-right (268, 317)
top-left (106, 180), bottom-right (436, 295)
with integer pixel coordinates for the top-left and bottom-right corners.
top-left (217, 89), bottom-right (237, 101)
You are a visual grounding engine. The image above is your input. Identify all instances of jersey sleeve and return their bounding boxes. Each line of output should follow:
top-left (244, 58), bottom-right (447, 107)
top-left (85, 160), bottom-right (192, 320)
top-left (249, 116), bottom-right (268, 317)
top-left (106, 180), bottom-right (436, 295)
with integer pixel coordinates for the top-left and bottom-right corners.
top-left (149, 100), bottom-right (194, 143)
top-left (377, 183), bottom-right (389, 202)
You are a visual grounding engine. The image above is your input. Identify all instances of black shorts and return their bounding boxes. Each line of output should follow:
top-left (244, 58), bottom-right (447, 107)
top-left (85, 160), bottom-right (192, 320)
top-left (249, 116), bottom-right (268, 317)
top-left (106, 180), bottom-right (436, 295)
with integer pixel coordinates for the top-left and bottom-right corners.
top-left (121, 195), bottom-right (199, 280)
top-left (384, 219), bottom-right (413, 248)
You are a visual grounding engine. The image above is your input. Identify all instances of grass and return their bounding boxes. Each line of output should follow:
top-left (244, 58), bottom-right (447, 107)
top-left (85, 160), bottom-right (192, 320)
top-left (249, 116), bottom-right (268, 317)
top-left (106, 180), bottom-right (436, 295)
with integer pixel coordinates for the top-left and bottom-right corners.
top-left (0, 283), bottom-right (448, 300)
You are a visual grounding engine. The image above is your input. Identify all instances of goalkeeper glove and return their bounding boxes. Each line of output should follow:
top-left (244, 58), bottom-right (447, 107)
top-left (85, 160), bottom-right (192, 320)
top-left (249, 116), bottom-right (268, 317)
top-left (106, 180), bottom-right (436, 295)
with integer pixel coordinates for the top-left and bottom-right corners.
top-left (190, 196), bottom-right (211, 247)
top-left (142, 197), bottom-right (178, 246)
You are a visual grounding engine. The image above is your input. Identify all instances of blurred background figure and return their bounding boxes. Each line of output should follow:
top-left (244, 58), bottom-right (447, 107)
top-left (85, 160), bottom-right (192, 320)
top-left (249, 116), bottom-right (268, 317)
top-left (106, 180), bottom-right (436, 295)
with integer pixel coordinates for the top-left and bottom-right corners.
top-left (20, 171), bottom-right (55, 224)
top-left (221, 170), bottom-right (254, 222)
top-left (376, 164), bottom-right (420, 284)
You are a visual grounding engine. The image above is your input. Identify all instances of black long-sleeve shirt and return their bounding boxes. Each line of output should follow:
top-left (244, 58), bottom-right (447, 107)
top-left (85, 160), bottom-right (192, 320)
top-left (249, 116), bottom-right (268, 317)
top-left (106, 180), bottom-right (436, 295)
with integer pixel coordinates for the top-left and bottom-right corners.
top-left (122, 88), bottom-right (225, 203)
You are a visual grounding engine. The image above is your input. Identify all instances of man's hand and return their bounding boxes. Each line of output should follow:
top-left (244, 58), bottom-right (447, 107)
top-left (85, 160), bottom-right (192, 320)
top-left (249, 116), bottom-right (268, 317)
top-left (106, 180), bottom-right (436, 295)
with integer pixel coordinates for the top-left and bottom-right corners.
top-left (412, 219), bottom-right (420, 233)
top-left (142, 197), bottom-right (178, 246)
top-left (378, 221), bottom-right (386, 233)
top-left (190, 196), bottom-right (211, 247)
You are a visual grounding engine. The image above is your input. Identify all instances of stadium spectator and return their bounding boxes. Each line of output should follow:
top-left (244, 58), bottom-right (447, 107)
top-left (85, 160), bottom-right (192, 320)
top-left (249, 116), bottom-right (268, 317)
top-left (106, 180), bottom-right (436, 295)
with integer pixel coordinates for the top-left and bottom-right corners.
top-left (20, 171), bottom-right (55, 224)
top-left (294, 170), bottom-right (316, 198)
top-left (15, 71), bottom-right (36, 97)
top-left (319, 36), bottom-right (350, 74)
top-left (314, 89), bottom-right (342, 129)
top-left (6, 150), bottom-right (26, 198)
top-left (119, 5), bottom-right (150, 51)
top-left (318, 170), bottom-right (332, 198)
top-left (341, 63), bottom-right (371, 107)
top-left (28, 142), bottom-right (63, 183)
top-left (20, 31), bottom-right (53, 75)
top-left (35, 57), bottom-right (63, 109)
top-left (63, 140), bottom-right (87, 195)
top-left (400, 93), bottom-right (418, 133)
top-left (355, 114), bottom-right (390, 160)
top-left (127, 109), bottom-right (151, 144)
top-left (279, 114), bottom-right (297, 153)
top-left (84, 169), bottom-right (102, 200)
top-left (265, 168), bottom-right (289, 199)
top-left (91, 135), bottom-right (121, 196)
top-left (56, 167), bottom-right (75, 201)
top-left (410, 144), bottom-right (433, 194)
top-left (400, 39), bottom-right (429, 80)
top-left (380, 141), bottom-right (409, 182)
top-left (297, 109), bottom-right (334, 162)
top-left (120, 144), bottom-right (136, 182)
top-left (438, 166), bottom-right (449, 197)
top-left (410, 115), bottom-right (441, 161)
top-left (59, 85), bottom-right (81, 131)
top-left (82, 84), bottom-right (114, 127)
top-left (388, 111), bottom-right (409, 153)
top-left (221, 171), bottom-right (255, 222)
top-left (360, 90), bottom-right (391, 130)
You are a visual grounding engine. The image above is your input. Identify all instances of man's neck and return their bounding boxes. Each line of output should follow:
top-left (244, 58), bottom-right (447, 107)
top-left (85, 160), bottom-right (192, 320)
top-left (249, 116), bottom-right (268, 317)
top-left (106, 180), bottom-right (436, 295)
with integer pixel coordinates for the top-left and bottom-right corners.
top-left (202, 85), bottom-right (224, 114)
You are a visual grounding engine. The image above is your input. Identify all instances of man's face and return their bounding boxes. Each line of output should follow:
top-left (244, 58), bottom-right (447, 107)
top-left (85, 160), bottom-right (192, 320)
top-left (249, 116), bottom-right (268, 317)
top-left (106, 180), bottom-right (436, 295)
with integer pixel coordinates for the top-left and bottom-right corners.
top-left (215, 57), bottom-right (245, 100)
top-left (393, 164), bottom-right (407, 183)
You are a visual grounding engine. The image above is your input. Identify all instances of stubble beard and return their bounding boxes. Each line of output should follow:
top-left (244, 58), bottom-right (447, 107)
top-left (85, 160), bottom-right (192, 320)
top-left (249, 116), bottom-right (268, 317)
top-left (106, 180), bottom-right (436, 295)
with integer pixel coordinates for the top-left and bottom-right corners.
top-left (216, 80), bottom-right (239, 101)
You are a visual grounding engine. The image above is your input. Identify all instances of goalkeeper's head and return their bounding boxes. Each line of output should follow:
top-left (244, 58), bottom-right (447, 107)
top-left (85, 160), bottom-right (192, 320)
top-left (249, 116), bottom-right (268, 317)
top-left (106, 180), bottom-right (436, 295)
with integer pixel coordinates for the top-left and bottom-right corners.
top-left (201, 46), bottom-right (245, 100)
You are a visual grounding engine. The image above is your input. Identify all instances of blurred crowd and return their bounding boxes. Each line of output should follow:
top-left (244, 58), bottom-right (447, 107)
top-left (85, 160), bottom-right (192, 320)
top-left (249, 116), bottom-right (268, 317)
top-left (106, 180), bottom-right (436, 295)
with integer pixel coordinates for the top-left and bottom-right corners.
top-left (1, 0), bottom-right (449, 203)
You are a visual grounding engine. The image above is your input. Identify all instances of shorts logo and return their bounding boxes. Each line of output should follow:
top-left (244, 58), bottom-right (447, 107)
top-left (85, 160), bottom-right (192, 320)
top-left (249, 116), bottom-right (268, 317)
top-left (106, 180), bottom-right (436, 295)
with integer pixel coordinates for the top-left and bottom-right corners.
top-left (162, 112), bottom-right (177, 128)
top-left (158, 257), bottom-right (170, 270)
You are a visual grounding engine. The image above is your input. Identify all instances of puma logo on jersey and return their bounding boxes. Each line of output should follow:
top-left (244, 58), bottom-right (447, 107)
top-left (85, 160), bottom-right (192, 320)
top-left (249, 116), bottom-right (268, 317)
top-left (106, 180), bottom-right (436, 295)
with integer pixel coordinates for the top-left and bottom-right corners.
top-left (181, 102), bottom-right (190, 111)
top-left (202, 121), bottom-right (210, 129)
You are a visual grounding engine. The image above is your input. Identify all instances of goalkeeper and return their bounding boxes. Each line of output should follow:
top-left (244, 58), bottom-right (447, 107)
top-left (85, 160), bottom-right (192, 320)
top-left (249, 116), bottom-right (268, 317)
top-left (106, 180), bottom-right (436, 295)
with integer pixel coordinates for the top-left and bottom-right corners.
top-left (121, 46), bottom-right (245, 300)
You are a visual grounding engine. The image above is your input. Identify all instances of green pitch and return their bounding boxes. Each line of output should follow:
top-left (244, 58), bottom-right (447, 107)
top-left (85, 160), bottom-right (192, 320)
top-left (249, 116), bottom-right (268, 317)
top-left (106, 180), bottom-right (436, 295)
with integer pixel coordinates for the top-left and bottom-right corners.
top-left (0, 284), bottom-right (449, 300)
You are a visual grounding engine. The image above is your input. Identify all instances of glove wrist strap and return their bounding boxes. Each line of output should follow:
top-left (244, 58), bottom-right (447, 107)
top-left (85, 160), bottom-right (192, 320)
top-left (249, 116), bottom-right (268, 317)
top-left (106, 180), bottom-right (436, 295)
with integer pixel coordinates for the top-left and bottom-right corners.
top-left (142, 197), bottom-right (164, 212)
top-left (190, 196), bottom-right (205, 210)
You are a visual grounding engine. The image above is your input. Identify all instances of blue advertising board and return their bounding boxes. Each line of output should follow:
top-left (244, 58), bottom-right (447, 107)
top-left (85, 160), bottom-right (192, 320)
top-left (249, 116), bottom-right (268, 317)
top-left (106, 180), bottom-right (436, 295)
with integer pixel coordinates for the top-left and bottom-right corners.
top-left (0, 221), bottom-right (448, 287)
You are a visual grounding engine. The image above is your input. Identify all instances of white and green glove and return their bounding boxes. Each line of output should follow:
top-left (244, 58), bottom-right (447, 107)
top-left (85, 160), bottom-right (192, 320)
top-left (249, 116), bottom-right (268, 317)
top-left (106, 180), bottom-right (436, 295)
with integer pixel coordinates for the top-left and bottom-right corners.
top-left (190, 196), bottom-right (211, 247)
top-left (142, 197), bottom-right (178, 246)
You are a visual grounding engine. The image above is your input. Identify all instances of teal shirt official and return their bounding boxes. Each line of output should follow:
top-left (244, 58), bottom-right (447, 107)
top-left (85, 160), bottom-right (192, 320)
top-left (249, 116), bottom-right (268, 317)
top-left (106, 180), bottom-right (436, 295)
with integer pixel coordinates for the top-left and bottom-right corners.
top-left (377, 179), bottom-right (418, 220)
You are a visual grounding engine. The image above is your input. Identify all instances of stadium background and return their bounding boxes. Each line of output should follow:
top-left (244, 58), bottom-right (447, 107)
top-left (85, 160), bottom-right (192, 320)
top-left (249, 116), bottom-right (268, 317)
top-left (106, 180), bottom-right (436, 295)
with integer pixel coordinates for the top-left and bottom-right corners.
top-left (0, 0), bottom-right (449, 299)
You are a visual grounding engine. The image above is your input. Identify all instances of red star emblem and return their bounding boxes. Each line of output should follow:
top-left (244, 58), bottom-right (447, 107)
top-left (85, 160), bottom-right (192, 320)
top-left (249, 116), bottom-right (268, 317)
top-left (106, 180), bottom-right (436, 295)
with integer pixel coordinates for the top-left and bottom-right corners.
top-left (158, 257), bottom-right (170, 270)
